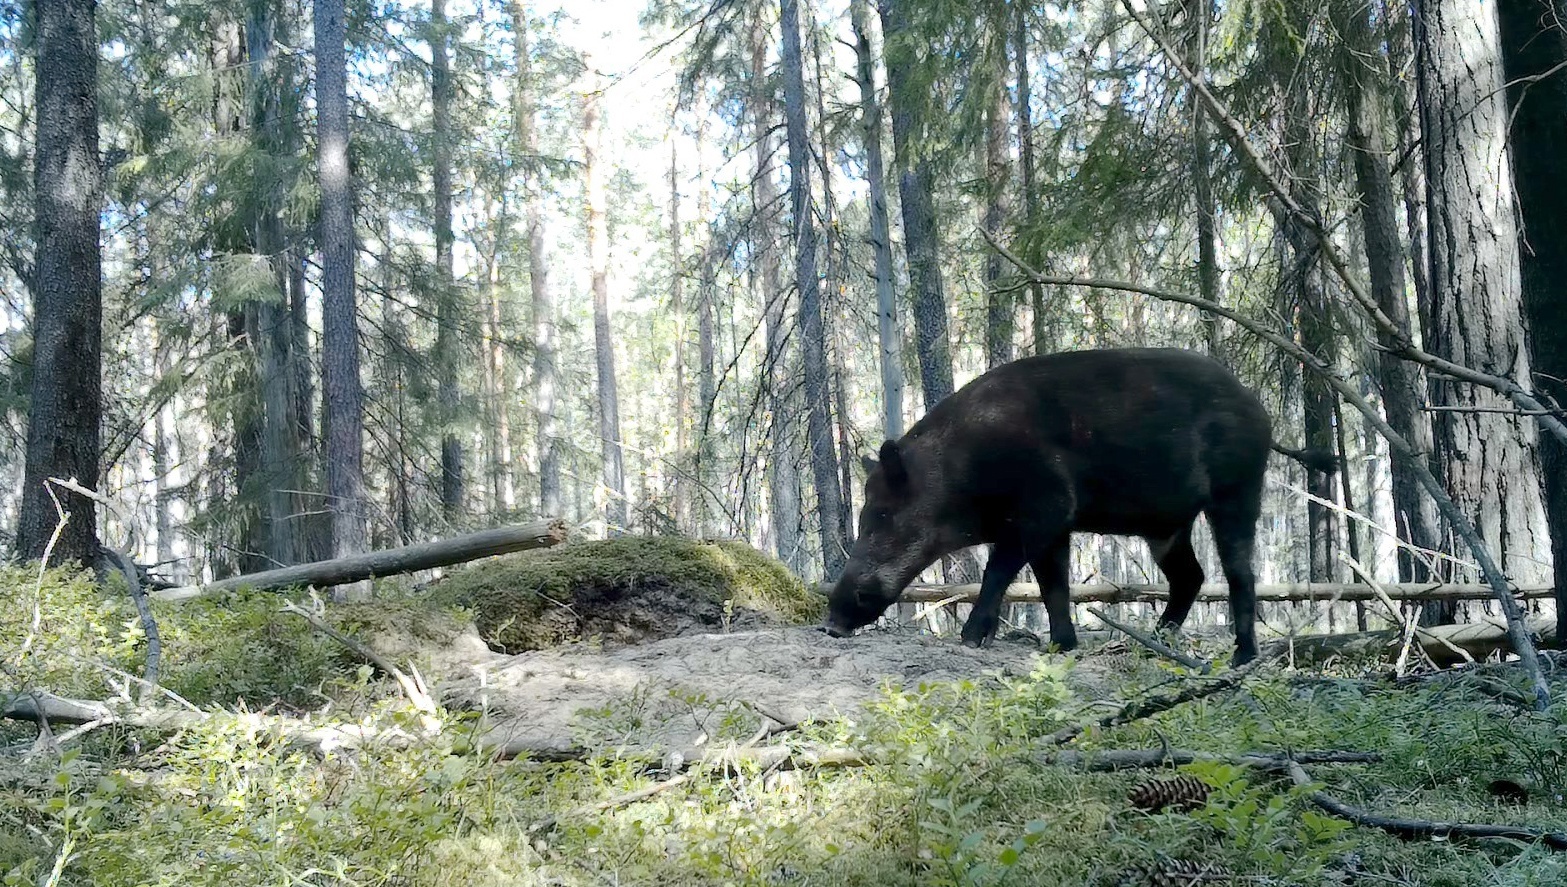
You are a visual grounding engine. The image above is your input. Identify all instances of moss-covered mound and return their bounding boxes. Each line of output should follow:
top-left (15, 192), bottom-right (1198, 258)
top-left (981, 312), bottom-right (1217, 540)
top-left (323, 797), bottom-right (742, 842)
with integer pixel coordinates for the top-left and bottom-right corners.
top-left (427, 536), bottom-right (823, 652)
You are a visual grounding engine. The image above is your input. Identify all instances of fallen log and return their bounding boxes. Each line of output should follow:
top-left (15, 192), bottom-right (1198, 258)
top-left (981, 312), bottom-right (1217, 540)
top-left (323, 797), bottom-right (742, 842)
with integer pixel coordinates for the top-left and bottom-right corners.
top-left (813, 581), bottom-right (1555, 606)
top-left (1040, 748), bottom-right (1380, 772)
top-left (154, 518), bottom-right (569, 603)
top-left (1276, 617), bottom-right (1558, 667)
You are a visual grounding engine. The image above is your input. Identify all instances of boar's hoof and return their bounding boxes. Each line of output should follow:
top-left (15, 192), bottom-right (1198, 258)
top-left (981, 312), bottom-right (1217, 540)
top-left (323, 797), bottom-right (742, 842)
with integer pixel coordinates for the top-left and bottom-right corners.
top-left (1231, 647), bottom-right (1257, 667)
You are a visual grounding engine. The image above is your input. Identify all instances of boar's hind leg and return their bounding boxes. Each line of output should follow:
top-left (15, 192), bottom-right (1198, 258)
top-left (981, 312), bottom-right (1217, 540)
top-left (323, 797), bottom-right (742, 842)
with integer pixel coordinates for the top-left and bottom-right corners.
top-left (1031, 540), bottom-right (1076, 653)
top-left (1150, 528), bottom-right (1204, 633)
top-left (1206, 493), bottom-right (1264, 666)
top-left (960, 542), bottom-right (1028, 648)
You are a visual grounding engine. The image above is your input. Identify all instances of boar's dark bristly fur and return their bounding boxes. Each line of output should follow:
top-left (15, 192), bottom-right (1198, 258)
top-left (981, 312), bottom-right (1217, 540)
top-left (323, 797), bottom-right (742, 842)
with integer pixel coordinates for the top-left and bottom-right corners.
top-left (824, 347), bottom-right (1328, 666)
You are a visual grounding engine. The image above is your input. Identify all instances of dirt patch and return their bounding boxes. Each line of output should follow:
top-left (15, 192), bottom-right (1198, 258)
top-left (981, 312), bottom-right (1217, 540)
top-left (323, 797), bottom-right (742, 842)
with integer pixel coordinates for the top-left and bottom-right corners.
top-left (418, 624), bottom-right (1122, 756)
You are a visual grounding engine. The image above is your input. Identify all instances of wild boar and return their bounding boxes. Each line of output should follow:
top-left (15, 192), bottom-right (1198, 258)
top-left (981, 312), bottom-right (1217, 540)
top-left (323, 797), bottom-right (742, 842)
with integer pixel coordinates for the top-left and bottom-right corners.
top-left (822, 347), bottom-right (1335, 665)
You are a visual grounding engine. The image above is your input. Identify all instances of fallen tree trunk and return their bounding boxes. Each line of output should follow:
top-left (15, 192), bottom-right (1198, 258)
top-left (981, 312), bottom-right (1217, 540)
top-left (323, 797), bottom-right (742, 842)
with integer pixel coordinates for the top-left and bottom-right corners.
top-left (811, 582), bottom-right (1554, 606)
top-left (1278, 617), bottom-right (1558, 667)
top-left (155, 519), bottom-right (569, 603)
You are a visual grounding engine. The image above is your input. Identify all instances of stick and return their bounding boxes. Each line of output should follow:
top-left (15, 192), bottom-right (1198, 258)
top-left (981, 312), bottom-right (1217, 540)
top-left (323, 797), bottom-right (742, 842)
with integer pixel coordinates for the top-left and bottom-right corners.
top-left (1041, 747), bottom-right (1379, 772)
top-left (1043, 659), bottom-right (1263, 747)
top-left (1087, 606), bottom-right (1211, 673)
top-left (1282, 760), bottom-right (1567, 850)
top-left (100, 545), bottom-right (161, 700)
top-left (817, 581), bottom-right (1555, 605)
top-left (281, 600), bottom-right (437, 715)
top-left (155, 519), bottom-right (568, 602)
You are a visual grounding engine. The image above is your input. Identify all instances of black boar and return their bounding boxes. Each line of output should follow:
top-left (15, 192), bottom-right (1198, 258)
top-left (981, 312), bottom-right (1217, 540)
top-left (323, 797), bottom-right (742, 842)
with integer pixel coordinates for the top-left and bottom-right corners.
top-left (823, 347), bottom-right (1335, 666)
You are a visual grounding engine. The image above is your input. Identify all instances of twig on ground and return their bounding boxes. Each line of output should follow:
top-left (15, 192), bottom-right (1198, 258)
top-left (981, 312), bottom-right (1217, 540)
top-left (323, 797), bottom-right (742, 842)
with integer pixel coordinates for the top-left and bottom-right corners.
top-left (281, 599), bottom-right (437, 715)
top-left (101, 545), bottom-right (161, 699)
top-left (1087, 606), bottom-right (1211, 673)
top-left (1282, 759), bottom-right (1567, 850)
top-left (1041, 747), bottom-right (1379, 771)
top-left (1043, 659), bottom-right (1264, 747)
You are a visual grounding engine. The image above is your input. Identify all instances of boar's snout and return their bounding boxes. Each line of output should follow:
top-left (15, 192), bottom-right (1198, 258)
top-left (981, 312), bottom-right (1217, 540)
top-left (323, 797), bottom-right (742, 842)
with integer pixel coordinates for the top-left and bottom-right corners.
top-left (823, 570), bottom-right (894, 638)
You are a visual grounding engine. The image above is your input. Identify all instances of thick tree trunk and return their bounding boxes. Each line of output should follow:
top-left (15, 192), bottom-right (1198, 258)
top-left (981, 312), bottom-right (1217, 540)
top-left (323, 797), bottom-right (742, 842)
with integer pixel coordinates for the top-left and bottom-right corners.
top-left (17, 0), bottom-right (102, 566)
top-left (1497, 0), bottom-right (1567, 646)
top-left (878, 0), bottom-right (955, 411)
top-left (751, 19), bottom-right (806, 573)
top-left (315, 0), bottom-right (368, 579)
top-left (1336, 0), bottom-right (1443, 591)
top-left (781, 0), bottom-right (846, 579)
top-left (982, 28), bottom-right (1012, 370)
top-left (1014, 2), bottom-right (1047, 357)
top-left (1415, 0), bottom-right (1552, 590)
top-left (432, 0), bottom-right (463, 521)
top-left (247, 0), bottom-right (304, 566)
top-left (583, 81), bottom-right (628, 535)
top-left (1190, 0), bottom-right (1221, 357)
top-left (850, 0), bottom-right (903, 442)
top-left (512, 0), bottom-right (560, 520)
top-left (668, 121), bottom-right (690, 530)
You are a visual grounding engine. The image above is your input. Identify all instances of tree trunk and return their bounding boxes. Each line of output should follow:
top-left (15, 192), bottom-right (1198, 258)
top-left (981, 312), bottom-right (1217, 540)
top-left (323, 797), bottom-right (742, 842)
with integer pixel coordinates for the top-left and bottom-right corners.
top-left (1497, 0), bottom-right (1567, 645)
top-left (16, 0), bottom-right (102, 566)
top-left (668, 117), bottom-right (690, 531)
top-left (751, 18), bottom-right (806, 573)
top-left (583, 78), bottom-right (628, 535)
top-left (432, 0), bottom-right (463, 521)
top-left (781, 0), bottom-right (846, 579)
top-left (850, 0), bottom-right (903, 442)
top-left (248, 0), bottom-right (304, 566)
top-left (512, 0), bottom-right (560, 520)
top-left (1014, 2), bottom-right (1047, 357)
top-left (482, 217), bottom-right (515, 513)
top-left (1415, 0), bottom-right (1552, 590)
top-left (1190, 0), bottom-right (1221, 357)
top-left (315, 0), bottom-right (368, 582)
top-left (878, 0), bottom-right (955, 411)
top-left (379, 216), bottom-right (414, 544)
top-left (1336, 0), bottom-right (1443, 590)
top-left (695, 109), bottom-right (717, 536)
top-left (982, 26), bottom-right (1012, 370)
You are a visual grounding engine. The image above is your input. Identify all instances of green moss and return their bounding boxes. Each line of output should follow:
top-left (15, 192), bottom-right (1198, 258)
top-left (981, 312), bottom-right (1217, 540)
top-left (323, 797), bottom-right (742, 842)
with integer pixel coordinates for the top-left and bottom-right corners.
top-left (428, 536), bottom-right (823, 651)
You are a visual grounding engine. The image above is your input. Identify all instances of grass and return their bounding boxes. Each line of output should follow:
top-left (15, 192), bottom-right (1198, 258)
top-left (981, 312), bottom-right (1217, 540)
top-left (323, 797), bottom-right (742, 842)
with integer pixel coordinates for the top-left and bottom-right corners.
top-left (3, 562), bottom-right (1566, 886)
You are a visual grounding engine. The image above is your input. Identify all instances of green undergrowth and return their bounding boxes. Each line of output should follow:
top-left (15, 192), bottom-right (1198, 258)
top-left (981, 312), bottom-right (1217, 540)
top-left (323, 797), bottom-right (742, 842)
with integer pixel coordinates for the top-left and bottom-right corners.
top-left (4, 566), bottom-right (1567, 885)
top-left (427, 536), bottom-right (824, 651)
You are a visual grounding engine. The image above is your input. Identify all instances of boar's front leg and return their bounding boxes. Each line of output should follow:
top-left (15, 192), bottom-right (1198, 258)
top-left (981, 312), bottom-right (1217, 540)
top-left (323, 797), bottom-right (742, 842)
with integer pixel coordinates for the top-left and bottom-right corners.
top-left (960, 541), bottom-right (1028, 648)
top-left (1031, 539), bottom-right (1076, 653)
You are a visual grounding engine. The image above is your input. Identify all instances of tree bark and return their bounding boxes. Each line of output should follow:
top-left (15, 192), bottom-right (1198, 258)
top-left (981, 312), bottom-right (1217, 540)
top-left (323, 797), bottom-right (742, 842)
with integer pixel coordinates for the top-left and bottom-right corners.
top-left (1497, 0), bottom-right (1567, 646)
top-left (1190, 0), bottom-right (1221, 357)
top-left (695, 109), bottom-right (717, 536)
top-left (583, 78), bottom-right (628, 535)
top-left (248, 0), bottom-right (304, 566)
top-left (315, 0), bottom-right (368, 581)
top-left (1414, 0), bottom-right (1552, 590)
top-left (668, 116), bottom-right (690, 531)
top-left (751, 17), bottom-right (806, 573)
top-left (850, 0), bottom-right (903, 442)
top-left (879, 0), bottom-right (955, 412)
top-left (511, 0), bottom-right (560, 520)
top-left (982, 26), bottom-right (1012, 370)
top-left (781, 0), bottom-right (846, 578)
top-left (1014, 2), bottom-right (1047, 357)
top-left (1335, 0), bottom-right (1443, 591)
top-left (16, 0), bottom-right (102, 566)
top-left (432, 0), bottom-right (463, 521)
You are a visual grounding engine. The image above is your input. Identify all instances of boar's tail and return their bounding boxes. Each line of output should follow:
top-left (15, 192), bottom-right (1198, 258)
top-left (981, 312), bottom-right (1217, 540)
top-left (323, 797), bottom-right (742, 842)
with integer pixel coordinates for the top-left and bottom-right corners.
top-left (1269, 442), bottom-right (1340, 474)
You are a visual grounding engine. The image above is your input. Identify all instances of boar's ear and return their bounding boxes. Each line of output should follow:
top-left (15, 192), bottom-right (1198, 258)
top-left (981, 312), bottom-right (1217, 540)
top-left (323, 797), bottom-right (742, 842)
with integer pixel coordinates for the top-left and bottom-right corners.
top-left (859, 455), bottom-right (878, 477)
top-left (878, 440), bottom-right (908, 487)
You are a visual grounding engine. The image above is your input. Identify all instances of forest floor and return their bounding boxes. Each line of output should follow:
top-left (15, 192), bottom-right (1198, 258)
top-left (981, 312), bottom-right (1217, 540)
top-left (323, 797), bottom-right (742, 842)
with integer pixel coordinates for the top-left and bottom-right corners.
top-left (3, 544), bottom-right (1567, 886)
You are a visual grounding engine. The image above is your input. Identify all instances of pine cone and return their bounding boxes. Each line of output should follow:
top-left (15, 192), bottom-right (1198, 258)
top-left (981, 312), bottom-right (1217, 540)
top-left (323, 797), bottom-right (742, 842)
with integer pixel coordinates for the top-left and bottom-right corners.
top-left (1127, 775), bottom-right (1211, 813)
top-left (1114, 859), bottom-right (1232, 887)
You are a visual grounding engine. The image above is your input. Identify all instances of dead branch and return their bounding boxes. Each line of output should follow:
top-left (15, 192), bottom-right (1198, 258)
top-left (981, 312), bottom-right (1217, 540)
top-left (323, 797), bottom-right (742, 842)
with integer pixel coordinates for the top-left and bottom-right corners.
top-left (1282, 760), bottom-right (1567, 850)
top-left (981, 227), bottom-right (1554, 712)
top-left (155, 519), bottom-right (568, 602)
top-left (1087, 606), bottom-right (1211, 673)
top-left (281, 599), bottom-right (437, 715)
top-left (824, 581), bottom-right (1555, 606)
top-left (1280, 617), bottom-right (1557, 668)
top-left (1041, 747), bottom-right (1379, 772)
top-left (100, 545), bottom-right (160, 699)
top-left (1043, 659), bottom-right (1263, 747)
